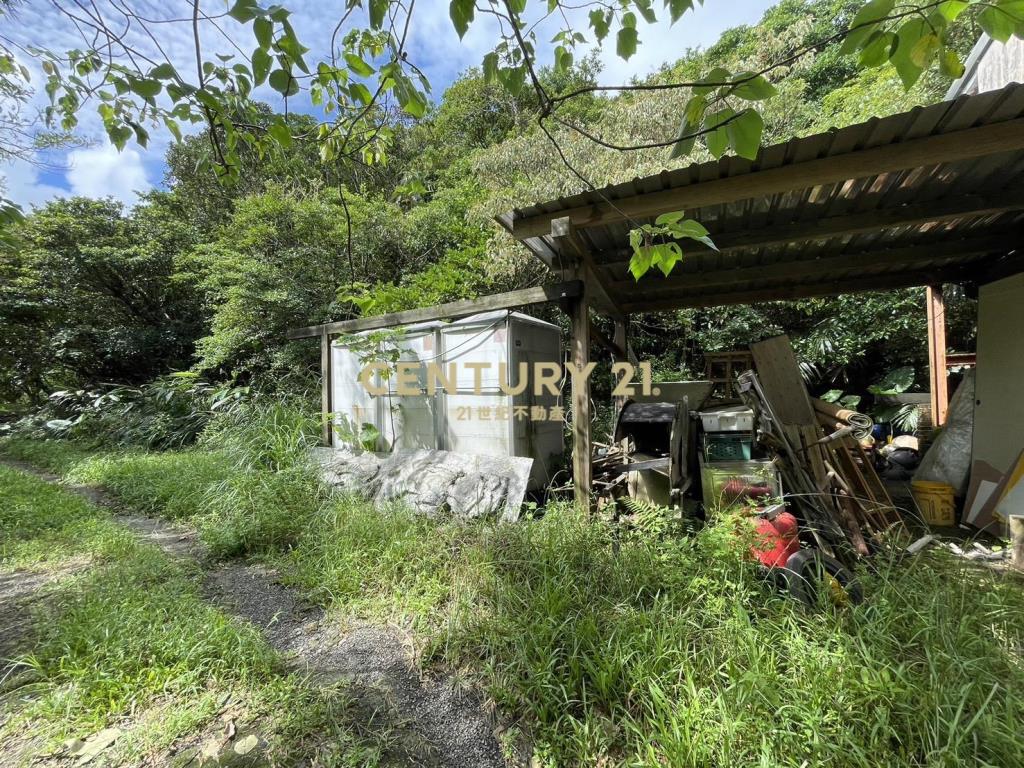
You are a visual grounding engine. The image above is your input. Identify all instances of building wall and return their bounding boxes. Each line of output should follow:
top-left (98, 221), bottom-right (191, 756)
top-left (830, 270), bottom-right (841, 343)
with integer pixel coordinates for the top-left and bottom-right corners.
top-left (947, 35), bottom-right (1024, 98)
top-left (973, 272), bottom-right (1024, 476)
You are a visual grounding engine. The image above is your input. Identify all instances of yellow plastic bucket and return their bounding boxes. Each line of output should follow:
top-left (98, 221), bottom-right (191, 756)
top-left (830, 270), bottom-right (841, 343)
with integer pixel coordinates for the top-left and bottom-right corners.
top-left (911, 480), bottom-right (956, 527)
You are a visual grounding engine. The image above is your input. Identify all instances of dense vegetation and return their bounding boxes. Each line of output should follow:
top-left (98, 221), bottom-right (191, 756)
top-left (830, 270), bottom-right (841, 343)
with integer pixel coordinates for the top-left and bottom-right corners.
top-left (3, 409), bottom-right (1023, 766)
top-left (2, 2), bottom-right (1021, 766)
top-left (1, 0), bottom-right (979, 416)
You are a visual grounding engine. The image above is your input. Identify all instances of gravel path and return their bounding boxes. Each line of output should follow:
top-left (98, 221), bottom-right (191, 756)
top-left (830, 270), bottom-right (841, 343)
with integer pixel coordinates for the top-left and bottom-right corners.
top-left (1, 460), bottom-right (509, 768)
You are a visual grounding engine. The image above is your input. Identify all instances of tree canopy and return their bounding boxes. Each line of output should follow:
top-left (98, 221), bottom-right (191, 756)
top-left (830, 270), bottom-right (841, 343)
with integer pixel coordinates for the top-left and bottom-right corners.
top-left (0, 0), bottom-right (997, 408)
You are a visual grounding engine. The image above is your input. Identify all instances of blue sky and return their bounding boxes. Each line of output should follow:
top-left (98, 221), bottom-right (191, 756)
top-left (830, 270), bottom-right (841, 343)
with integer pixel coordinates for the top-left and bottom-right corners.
top-left (3, 0), bottom-right (774, 210)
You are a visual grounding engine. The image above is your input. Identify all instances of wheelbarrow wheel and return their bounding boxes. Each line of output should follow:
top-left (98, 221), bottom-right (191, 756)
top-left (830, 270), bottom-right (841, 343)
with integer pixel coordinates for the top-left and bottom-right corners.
top-left (782, 549), bottom-right (863, 609)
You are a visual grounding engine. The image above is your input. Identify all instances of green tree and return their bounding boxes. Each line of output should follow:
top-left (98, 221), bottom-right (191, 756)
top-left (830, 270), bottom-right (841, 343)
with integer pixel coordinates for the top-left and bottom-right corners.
top-left (0, 197), bottom-right (202, 401)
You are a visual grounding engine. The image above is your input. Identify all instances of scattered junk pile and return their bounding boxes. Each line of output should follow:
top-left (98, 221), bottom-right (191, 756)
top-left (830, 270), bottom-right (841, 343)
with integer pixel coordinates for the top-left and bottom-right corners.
top-left (595, 334), bottom-right (1013, 605)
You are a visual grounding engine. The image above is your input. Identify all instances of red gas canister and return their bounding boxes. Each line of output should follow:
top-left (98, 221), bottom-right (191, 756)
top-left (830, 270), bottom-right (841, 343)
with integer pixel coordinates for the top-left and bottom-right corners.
top-left (751, 511), bottom-right (800, 568)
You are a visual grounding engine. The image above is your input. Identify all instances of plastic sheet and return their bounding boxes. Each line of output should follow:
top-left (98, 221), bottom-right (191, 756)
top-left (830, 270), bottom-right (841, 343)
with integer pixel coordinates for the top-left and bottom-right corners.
top-left (915, 371), bottom-right (975, 496)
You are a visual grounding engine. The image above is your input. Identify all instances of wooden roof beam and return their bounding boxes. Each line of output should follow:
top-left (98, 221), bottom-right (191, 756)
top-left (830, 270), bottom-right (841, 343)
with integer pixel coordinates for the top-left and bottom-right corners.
top-left (594, 189), bottom-right (1024, 265)
top-left (509, 118), bottom-right (1024, 239)
top-left (617, 260), bottom-right (1015, 313)
top-left (608, 235), bottom-right (1015, 294)
top-left (550, 216), bottom-right (625, 320)
top-left (286, 280), bottom-right (582, 339)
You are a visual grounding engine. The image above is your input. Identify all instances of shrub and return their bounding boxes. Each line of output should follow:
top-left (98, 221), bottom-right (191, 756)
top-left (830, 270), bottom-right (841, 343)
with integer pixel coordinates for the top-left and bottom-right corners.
top-left (1, 374), bottom-right (250, 450)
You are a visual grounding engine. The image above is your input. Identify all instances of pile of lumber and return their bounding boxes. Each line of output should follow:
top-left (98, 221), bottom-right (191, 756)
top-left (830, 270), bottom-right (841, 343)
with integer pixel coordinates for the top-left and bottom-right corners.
top-left (743, 335), bottom-right (903, 562)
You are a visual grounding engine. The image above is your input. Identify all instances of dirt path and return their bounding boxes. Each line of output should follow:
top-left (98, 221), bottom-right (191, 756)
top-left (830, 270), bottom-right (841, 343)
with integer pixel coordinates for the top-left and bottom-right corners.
top-left (1, 460), bottom-right (509, 768)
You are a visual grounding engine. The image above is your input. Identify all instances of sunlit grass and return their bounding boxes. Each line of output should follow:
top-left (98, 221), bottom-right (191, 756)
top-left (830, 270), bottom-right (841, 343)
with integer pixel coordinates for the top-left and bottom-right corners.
top-left (0, 464), bottom-right (384, 766)
top-left (5, 425), bottom-right (1024, 767)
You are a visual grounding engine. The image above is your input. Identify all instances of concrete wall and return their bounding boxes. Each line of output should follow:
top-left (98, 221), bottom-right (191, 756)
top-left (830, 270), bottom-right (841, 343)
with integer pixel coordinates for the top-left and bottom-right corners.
top-left (973, 272), bottom-right (1024, 476)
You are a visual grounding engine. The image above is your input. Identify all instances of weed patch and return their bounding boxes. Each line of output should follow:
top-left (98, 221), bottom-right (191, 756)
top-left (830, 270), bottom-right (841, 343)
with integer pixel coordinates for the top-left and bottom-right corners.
top-left (7, 428), bottom-right (1024, 767)
top-left (0, 465), bottom-right (381, 766)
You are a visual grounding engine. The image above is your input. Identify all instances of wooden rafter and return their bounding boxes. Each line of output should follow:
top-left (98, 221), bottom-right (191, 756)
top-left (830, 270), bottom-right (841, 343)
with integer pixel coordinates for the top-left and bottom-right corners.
top-left (551, 216), bottom-right (624, 319)
top-left (617, 262), bottom-right (1003, 313)
top-left (594, 189), bottom-right (1024, 265)
top-left (607, 235), bottom-right (1015, 296)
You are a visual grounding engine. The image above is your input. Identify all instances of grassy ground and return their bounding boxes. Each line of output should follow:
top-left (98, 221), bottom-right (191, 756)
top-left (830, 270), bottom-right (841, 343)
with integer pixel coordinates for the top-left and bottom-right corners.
top-left (3, 434), bottom-right (1024, 767)
top-left (0, 462), bottom-right (384, 767)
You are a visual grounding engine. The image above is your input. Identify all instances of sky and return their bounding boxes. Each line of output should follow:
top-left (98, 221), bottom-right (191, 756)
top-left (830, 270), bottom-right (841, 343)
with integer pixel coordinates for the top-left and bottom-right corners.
top-left (2, 0), bottom-right (774, 211)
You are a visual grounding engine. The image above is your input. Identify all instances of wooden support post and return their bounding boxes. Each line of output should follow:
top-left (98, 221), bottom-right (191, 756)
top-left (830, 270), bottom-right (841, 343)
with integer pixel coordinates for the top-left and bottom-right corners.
top-left (926, 285), bottom-right (948, 427)
top-left (320, 329), bottom-right (332, 446)
top-left (570, 291), bottom-right (592, 509)
top-left (612, 316), bottom-right (632, 413)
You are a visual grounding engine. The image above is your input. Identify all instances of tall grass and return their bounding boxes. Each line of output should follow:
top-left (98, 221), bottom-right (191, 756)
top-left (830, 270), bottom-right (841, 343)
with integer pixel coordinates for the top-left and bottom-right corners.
top-left (0, 464), bottom-right (381, 765)
top-left (5, 413), bottom-right (1024, 766)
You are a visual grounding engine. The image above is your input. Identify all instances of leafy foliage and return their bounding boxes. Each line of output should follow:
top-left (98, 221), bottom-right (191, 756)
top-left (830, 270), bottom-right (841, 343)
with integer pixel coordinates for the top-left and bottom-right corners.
top-left (0, 197), bottom-right (202, 401)
top-left (2, 374), bottom-right (250, 450)
top-left (0, 0), bottom-right (985, 417)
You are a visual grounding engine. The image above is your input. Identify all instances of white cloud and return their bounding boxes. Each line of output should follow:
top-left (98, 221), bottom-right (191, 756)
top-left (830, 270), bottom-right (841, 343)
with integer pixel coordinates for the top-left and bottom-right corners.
top-left (65, 145), bottom-right (151, 205)
top-left (2, 158), bottom-right (68, 211)
top-left (1, 0), bottom-right (779, 210)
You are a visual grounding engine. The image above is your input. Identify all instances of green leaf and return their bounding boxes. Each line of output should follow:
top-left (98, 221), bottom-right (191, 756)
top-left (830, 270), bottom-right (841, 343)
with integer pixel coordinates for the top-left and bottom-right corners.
top-left (839, 0), bottom-right (895, 55)
top-left (703, 107), bottom-right (735, 158)
top-left (369, 0), bottom-right (388, 29)
top-left (253, 17), bottom-right (273, 49)
top-left (450, 0), bottom-right (475, 39)
top-left (127, 120), bottom-right (149, 148)
top-left (130, 78), bottom-right (162, 99)
top-left (107, 124), bottom-right (133, 151)
top-left (589, 9), bottom-right (611, 41)
top-left (497, 65), bottom-right (526, 96)
top-left (227, 0), bottom-right (259, 23)
top-left (668, 0), bottom-right (694, 24)
top-left (554, 46), bottom-right (573, 73)
top-left (349, 82), bottom-right (372, 105)
top-left (629, 247), bottom-right (653, 280)
top-left (890, 18), bottom-right (927, 89)
top-left (669, 95), bottom-right (706, 159)
top-left (655, 211), bottom-right (686, 226)
top-left (617, 13), bottom-right (638, 60)
top-left (163, 117), bottom-right (182, 142)
top-left (344, 53), bottom-right (375, 77)
top-left (268, 122), bottom-right (293, 148)
top-left (939, 48), bottom-right (965, 79)
top-left (482, 52), bottom-right (498, 83)
top-left (868, 366), bottom-right (914, 396)
top-left (268, 68), bottom-right (298, 96)
top-left (731, 73), bottom-right (777, 101)
top-left (937, 1), bottom-right (969, 22)
top-left (149, 63), bottom-right (176, 79)
top-left (693, 66), bottom-right (730, 96)
top-left (252, 48), bottom-right (272, 85)
top-left (726, 108), bottom-right (764, 160)
top-left (635, 0), bottom-right (657, 24)
top-left (278, 20), bottom-right (310, 73)
top-left (857, 30), bottom-right (895, 67)
top-left (673, 219), bottom-right (710, 240)
top-left (909, 32), bottom-right (939, 68)
top-left (654, 243), bottom-right (683, 276)
top-left (821, 389), bottom-right (843, 403)
top-left (979, 6), bottom-right (1018, 43)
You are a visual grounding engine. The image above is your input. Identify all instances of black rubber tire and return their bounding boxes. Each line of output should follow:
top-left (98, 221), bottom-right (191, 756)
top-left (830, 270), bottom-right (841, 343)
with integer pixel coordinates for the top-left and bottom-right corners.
top-left (782, 549), bottom-right (864, 608)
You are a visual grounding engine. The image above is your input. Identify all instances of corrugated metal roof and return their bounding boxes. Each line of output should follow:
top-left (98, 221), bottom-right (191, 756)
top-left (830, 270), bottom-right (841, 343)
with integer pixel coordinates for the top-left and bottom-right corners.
top-left (497, 84), bottom-right (1024, 312)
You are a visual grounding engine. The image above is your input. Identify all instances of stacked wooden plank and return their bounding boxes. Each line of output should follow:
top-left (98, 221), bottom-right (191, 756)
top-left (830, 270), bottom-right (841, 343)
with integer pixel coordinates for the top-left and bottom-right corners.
top-left (747, 335), bottom-right (904, 561)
